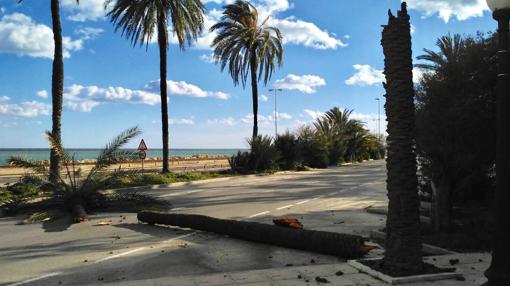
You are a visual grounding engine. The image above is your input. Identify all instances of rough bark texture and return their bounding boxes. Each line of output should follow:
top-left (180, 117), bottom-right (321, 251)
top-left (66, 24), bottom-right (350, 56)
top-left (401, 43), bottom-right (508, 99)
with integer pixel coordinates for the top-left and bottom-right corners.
top-left (158, 13), bottom-right (170, 173)
top-left (138, 211), bottom-right (366, 258)
top-left (484, 9), bottom-right (510, 286)
top-left (49, 0), bottom-right (63, 183)
top-left (250, 54), bottom-right (259, 139)
top-left (381, 2), bottom-right (423, 275)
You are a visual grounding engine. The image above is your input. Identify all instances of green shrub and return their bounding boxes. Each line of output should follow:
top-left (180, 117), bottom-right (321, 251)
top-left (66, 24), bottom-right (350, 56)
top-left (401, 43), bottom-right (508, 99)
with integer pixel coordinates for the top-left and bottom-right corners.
top-left (275, 132), bottom-right (301, 170)
top-left (229, 136), bottom-right (280, 173)
top-left (296, 126), bottom-right (329, 168)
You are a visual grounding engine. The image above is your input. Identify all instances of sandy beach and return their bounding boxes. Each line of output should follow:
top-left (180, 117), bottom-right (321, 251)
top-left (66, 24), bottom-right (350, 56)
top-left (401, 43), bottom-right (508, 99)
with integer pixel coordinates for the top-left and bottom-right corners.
top-left (0, 157), bottom-right (231, 184)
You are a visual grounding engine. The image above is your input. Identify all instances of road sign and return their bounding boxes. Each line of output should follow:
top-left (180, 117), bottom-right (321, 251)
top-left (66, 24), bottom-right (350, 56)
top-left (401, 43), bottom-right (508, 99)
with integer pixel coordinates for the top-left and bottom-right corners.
top-left (138, 150), bottom-right (147, 160)
top-left (138, 139), bottom-right (148, 151)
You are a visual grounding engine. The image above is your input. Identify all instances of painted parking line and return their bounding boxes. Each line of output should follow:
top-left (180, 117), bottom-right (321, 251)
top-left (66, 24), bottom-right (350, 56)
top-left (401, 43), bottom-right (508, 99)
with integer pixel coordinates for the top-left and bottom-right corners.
top-left (276, 205), bottom-right (293, 210)
top-left (7, 272), bottom-right (63, 286)
top-left (247, 211), bottom-right (270, 218)
top-left (295, 200), bottom-right (310, 205)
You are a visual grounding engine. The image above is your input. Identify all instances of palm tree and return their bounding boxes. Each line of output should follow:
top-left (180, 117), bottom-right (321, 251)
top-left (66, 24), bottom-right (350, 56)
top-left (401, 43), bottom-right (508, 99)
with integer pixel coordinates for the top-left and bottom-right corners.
top-left (210, 0), bottom-right (283, 139)
top-left (106, 0), bottom-right (205, 173)
top-left (381, 3), bottom-right (423, 275)
top-left (415, 34), bottom-right (464, 72)
top-left (17, 0), bottom-right (79, 183)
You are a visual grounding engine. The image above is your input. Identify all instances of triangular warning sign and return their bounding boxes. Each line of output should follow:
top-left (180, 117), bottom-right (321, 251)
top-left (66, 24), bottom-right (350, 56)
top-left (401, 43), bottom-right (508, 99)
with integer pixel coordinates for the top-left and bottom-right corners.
top-left (138, 139), bottom-right (148, 151)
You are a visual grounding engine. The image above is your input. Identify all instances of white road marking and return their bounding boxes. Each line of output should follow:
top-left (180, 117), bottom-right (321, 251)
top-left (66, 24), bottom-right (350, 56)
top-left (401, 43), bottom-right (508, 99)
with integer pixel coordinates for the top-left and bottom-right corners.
top-left (276, 205), bottom-right (293, 210)
top-left (94, 247), bottom-right (147, 264)
top-left (171, 207), bottom-right (187, 211)
top-left (7, 272), bottom-right (63, 286)
top-left (158, 189), bottom-right (203, 198)
top-left (247, 211), bottom-right (270, 218)
top-left (95, 233), bottom-right (194, 264)
top-left (295, 200), bottom-right (310, 205)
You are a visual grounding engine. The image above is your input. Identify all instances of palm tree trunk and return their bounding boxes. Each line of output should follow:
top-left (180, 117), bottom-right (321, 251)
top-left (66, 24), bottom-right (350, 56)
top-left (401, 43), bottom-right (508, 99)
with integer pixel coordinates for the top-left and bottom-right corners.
top-left (250, 54), bottom-right (259, 139)
top-left (157, 13), bottom-right (170, 173)
top-left (138, 211), bottom-right (367, 258)
top-left (49, 0), bottom-right (63, 183)
top-left (381, 3), bottom-right (423, 275)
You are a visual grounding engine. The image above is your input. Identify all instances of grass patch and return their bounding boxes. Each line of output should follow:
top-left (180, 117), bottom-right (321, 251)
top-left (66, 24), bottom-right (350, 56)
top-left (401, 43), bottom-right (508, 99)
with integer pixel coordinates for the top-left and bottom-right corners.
top-left (106, 171), bottom-right (232, 188)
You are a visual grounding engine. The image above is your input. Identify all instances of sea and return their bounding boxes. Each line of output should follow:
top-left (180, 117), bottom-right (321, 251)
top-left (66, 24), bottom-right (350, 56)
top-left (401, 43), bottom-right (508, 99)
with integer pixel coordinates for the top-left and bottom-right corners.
top-left (0, 149), bottom-right (244, 166)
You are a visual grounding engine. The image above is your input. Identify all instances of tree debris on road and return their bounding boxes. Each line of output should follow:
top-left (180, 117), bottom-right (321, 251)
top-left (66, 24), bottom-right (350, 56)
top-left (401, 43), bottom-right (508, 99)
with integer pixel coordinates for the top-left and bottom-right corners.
top-left (138, 211), bottom-right (369, 258)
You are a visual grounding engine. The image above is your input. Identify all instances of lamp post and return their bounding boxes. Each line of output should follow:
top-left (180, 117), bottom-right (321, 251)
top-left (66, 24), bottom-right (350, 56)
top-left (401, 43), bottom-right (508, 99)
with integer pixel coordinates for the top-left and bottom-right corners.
top-left (375, 98), bottom-right (381, 141)
top-left (485, 1), bottom-right (510, 285)
top-left (269, 88), bottom-right (282, 137)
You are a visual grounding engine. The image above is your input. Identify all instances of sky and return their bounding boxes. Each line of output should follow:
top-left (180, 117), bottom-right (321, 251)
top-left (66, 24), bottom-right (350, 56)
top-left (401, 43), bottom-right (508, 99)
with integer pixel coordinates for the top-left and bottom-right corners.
top-left (0, 0), bottom-right (497, 149)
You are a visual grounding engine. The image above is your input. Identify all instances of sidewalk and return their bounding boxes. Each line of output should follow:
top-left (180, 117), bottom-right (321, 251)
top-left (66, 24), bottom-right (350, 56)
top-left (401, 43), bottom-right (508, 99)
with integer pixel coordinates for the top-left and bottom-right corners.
top-left (100, 253), bottom-right (489, 286)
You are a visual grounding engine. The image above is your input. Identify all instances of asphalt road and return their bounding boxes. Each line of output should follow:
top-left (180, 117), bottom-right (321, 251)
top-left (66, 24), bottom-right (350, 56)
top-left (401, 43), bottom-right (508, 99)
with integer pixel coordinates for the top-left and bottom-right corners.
top-left (0, 160), bottom-right (388, 286)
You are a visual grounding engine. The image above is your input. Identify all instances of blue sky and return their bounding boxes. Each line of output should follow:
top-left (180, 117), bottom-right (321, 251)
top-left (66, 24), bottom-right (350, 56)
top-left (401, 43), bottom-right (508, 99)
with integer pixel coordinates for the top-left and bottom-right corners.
top-left (0, 0), bottom-right (495, 148)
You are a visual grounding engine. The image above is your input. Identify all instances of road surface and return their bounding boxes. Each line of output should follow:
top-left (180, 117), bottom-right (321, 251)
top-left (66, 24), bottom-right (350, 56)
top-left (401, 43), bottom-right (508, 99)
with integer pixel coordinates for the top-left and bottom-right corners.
top-left (0, 160), bottom-right (388, 286)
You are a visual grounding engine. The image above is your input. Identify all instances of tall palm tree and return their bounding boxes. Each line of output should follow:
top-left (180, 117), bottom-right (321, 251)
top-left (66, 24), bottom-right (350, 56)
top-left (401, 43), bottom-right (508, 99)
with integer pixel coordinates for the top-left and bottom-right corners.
top-left (17, 0), bottom-right (79, 183)
top-left (381, 3), bottom-right (423, 275)
top-left (210, 0), bottom-right (283, 139)
top-left (415, 34), bottom-right (464, 72)
top-left (106, 0), bottom-right (205, 173)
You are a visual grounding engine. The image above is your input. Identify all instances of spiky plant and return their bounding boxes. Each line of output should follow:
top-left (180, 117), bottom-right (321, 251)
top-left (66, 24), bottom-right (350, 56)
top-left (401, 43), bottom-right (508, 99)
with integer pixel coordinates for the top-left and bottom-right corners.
top-left (211, 0), bottom-right (284, 139)
top-left (105, 0), bottom-right (205, 173)
top-left (7, 127), bottom-right (162, 217)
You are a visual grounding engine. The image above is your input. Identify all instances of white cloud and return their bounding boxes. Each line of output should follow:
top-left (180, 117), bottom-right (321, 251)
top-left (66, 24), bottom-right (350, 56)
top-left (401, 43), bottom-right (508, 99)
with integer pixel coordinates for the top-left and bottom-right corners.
top-left (0, 13), bottom-right (84, 59)
top-left (61, 0), bottom-right (112, 22)
top-left (0, 96), bottom-right (10, 101)
top-left (277, 112), bottom-right (292, 120)
top-left (64, 100), bottom-right (101, 112)
top-left (169, 118), bottom-right (195, 125)
top-left (75, 27), bottom-right (104, 40)
top-left (274, 74), bottom-right (326, 94)
top-left (346, 65), bottom-right (424, 87)
top-left (271, 17), bottom-right (347, 50)
top-left (177, 0), bottom-right (344, 50)
top-left (146, 80), bottom-right (229, 100)
top-left (200, 53), bottom-right (216, 64)
top-left (405, 0), bottom-right (489, 22)
top-left (0, 101), bottom-right (51, 117)
top-left (345, 65), bottom-right (385, 86)
top-left (207, 117), bottom-right (237, 127)
top-left (303, 109), bottom-right (324, 120)
top-left (63, 84), bottom-right (160, 112)
top-left (36, 90), bottom-right (49, 99)
top-left (259, 94), bottom-right (269, 102)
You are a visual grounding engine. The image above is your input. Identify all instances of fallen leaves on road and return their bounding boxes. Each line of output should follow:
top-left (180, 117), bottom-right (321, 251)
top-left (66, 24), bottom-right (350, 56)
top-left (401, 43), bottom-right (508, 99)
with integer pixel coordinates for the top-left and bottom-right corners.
top-left (178, 243), bottom-right (190, 248)
top-left (272, 216), bottom-right (304, 229)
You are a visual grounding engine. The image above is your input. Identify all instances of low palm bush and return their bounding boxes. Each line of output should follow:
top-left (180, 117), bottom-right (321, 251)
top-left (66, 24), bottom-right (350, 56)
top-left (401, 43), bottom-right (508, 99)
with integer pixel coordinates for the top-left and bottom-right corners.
top-left (297, 126), bottom-right (329, 169)
top-left (229, 136), bottom-right (280, 173)
top-left (7, 127), bottom-right (170, 219)
top-left (275, 132), bottom-right (301, 170)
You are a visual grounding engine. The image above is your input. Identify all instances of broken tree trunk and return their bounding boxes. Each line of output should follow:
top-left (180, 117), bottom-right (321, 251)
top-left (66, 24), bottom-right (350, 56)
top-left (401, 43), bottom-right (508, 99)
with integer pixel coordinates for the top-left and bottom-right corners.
top-left (138, 211), bottom-right (367, 258)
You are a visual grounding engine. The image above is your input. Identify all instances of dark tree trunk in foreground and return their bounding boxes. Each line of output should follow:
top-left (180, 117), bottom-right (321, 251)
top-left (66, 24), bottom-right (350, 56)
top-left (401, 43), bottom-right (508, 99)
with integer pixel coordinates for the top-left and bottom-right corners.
top-left (484, 9), bottom-right (510, 286)
top-left (49, 0), bottom-right (64, 183)
top-left (138, 211), bottom-right (367, 258)
top-left (250, 54), bottom-right (259, 139)
top-left (381, 2), bottom-right (423, 275)
top-left (158, 13), bottom-right (170, 173)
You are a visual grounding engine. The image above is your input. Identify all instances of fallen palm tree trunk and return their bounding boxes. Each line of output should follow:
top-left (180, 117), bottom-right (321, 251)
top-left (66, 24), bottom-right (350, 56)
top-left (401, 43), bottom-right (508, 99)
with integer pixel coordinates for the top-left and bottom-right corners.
top-left (138, 211), bottom-right (367, 258)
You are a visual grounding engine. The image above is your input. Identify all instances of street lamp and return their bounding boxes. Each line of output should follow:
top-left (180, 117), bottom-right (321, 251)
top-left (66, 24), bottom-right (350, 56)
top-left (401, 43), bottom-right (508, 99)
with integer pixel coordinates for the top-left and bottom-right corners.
top-left (268, 88), bottom-right (283, 137)
top-left (375, 98), bottom-right (381, 141)
top-left (485, 1), bottom-right (510, 285)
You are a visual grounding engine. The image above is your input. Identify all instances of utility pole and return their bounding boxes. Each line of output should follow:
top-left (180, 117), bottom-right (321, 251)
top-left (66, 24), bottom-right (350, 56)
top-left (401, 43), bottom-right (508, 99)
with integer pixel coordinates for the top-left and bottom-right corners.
top-left (375, 98), bottom-right (381, 141)
top-left (269, 88), bottom-right (282, 138)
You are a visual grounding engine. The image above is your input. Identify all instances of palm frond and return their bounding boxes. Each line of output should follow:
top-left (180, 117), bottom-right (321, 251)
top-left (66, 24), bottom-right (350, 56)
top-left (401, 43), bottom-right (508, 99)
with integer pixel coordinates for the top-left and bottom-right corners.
top-left (7, 156), bottom-right (48, 174)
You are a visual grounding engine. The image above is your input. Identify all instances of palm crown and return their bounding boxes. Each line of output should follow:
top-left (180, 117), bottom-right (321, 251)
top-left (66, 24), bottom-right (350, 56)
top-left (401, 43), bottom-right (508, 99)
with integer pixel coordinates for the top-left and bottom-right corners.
top-left (105, 0), bottom-right (205, 48)
top-left (210, 0), bottom-right (283, 87)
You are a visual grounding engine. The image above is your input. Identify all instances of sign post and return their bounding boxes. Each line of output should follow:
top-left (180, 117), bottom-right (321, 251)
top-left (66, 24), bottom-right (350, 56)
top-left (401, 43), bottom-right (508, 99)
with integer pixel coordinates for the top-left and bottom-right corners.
top-left (138, 139), bottom-right (148, 174)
